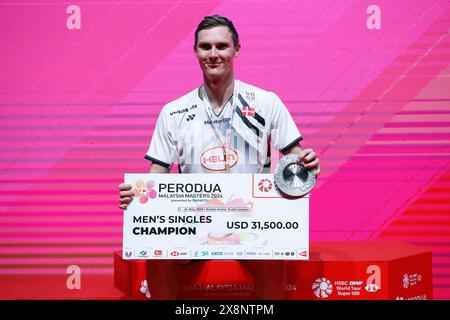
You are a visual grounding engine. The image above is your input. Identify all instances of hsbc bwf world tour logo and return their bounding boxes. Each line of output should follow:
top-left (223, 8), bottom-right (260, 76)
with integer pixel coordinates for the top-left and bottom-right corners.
top-left (312, 278), bottom-right (333, 299)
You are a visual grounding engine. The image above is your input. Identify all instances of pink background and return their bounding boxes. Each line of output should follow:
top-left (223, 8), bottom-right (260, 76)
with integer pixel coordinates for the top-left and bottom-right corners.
top-left (0, 0), bottom-right (449, 299)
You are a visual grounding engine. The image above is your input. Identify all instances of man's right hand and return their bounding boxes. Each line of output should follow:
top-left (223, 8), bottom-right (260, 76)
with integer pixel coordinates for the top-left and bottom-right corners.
top-left (119, 163), bottom-right (169, 210)
top-left (119, 183), bottom-right (134, 210)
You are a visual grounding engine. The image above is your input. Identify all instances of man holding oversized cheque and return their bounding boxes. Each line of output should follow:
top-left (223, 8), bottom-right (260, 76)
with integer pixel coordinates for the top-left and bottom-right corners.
top-left (119, 15), bottom-right (320, 299)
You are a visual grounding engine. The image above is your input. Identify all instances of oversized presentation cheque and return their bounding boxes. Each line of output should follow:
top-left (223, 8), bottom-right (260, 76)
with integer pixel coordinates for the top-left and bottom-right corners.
top-left (122, 174), bottom-right (309, 260)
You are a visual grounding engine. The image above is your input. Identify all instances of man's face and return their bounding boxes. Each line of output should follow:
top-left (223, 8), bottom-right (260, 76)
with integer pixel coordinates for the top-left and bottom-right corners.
top-left (194, 26), bottom-right (240, 79)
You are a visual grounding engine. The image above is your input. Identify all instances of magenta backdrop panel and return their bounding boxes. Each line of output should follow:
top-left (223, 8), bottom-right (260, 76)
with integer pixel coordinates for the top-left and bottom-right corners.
top-left (0, 0), bottom-right (449, 299)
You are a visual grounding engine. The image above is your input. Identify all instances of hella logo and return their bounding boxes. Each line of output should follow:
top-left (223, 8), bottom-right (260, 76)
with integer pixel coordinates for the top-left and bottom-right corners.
top-left (200, 147), bottom-right (238, 172)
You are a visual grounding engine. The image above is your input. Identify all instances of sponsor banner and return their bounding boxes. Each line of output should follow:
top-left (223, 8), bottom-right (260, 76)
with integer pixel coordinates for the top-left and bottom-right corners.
top-left (287, 243), bottom-right (433, 300)
top-left (123, 174), bottom-right (309, 260)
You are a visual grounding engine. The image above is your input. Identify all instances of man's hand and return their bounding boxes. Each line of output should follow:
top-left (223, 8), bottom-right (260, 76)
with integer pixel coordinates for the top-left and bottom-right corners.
top-left (297, 148), bottom-right (320, 176)
top-left (119, 183), bottom-right (134, 210)
top-left (283, 145), bottom-right (320, 176)
top-left (119, 163), bottom-right (169, 210)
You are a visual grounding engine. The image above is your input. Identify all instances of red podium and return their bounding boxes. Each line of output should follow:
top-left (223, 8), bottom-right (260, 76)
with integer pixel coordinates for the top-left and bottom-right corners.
top-left (114, 242), bottom-right (432, 300)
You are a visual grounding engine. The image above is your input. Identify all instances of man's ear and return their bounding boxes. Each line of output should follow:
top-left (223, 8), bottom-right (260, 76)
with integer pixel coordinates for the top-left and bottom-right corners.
top-left (235, 43), bottom-right (241, 56)
top-left (193, 44), bottom-right (199, 57)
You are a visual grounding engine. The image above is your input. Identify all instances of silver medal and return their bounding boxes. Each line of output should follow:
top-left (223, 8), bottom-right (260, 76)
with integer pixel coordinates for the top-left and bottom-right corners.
top-left (274, 154), bottom-right (317, 197)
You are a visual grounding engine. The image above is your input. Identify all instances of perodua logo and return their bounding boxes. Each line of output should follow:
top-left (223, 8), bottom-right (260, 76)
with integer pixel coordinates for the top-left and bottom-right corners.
top-left (131, 179), bottom-right (157, 204)
top-left (200, 147), bottom-right (238, 171)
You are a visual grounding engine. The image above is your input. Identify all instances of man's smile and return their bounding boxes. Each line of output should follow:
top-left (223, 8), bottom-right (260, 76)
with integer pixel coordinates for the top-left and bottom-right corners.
top-left (206, 62), bottom-right (222, 67)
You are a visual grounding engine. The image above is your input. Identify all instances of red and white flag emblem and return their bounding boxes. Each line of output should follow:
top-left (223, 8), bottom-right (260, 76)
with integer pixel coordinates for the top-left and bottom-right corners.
top-left (242, 106), bottom-right (255, 117)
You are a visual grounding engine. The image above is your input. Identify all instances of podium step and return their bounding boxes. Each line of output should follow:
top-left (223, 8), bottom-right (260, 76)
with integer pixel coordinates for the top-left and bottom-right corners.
top-left (0, 275), bottom-right (127, 300)
top-left (114, 242), bottom-right (433, 300)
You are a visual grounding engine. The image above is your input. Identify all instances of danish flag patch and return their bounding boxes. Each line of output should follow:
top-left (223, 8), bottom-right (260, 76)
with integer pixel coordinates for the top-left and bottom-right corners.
top-left (242, 106), bottom-right (255, 117)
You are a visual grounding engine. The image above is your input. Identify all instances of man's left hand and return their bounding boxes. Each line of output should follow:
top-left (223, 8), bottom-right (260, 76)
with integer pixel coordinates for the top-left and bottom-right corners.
top-left (297, 148), bottom-right (320, 176)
